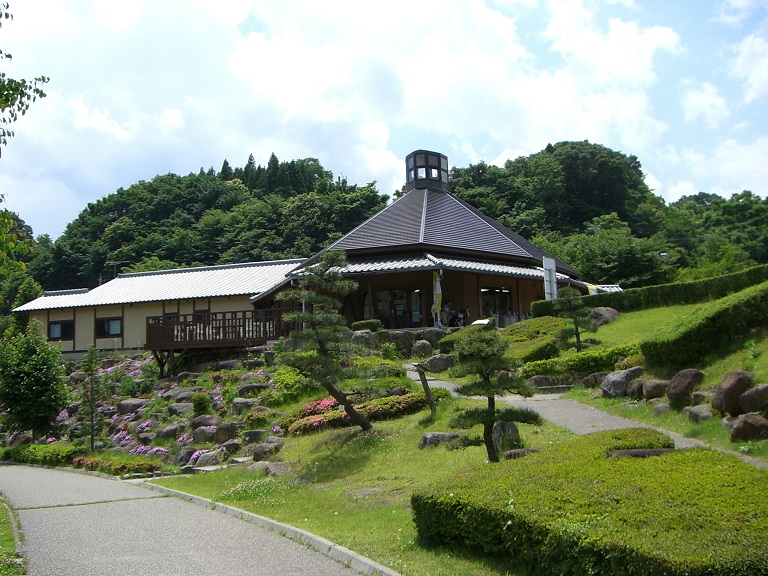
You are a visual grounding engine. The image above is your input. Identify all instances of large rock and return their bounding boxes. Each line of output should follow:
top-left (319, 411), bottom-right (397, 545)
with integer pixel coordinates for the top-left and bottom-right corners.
top-left (156, 424), bottom-right (181, 439)
top-left (411, 339), bottom-right (433, 358)
top-left (215, 422), bottom-right (242, 444)
top-left (420, 354), bottom-right (454, 373)
top-left (492, 421), bottom-right (522, 454)
top-left (237, 383), bottom-right (269, 397)
top-left (251, 442), bottom-right (282, 461)
top-left (216, 359), bottom-right (241, 370)
top-left (642, 380), bottom-right (668, 400)
top-left (712, 371), bottom-right (753, 416)
top-left (389, 331), bottom-right (416, 356)
top-left (418, 432), bottom-right (461, 449)
top-left (68, 371), bottom-right (88, 384)
top-left (588, 307), bottom-right (619, 328)
top-left (420, 328), bottom-right (447, 347)
top-left (350, 330), bottom-right (377, 348)
top-left (739, 384), bottom-right (768, 414)
top-left (191, 414), bottom-right (221, 429)
top-left (600, 367), bottom-right (644, 398)
top-left (626, 379), bottom-right (644, 400)
top-left (730, 413), bottom-right (768, 442)
top-left (243, 430), bottom-right (268, 444)
top-left (232, 398), bottom-right (259, 416)
top-left (667, 369), bottom-right (704, 409)
top-left (528, 374), bottom-right (559, 389)
top-left (117, 398), bottom-right (149, 415)
top-left (194, 450), bottom-right (222, 467)
top-left (192, 426), bottom-right (217, 444)
top-left (172, 445), bottom-right (197, 466)
top-left (160, 386), bottom-right (204, 402)
top-left (579, 372), bottom-right (609, 388)
top-left (688, 404), bottom-right (713, 424)
top-left (168, 403), bottom-right (193, 416)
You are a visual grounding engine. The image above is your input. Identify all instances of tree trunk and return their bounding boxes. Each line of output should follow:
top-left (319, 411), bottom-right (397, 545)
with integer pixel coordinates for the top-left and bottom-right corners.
top-left (484, 396), bottom-right (499, 462)
top-left (324, 383), bottom-right (372, 432)
top-left (415, 365), bottom-right (436, 415)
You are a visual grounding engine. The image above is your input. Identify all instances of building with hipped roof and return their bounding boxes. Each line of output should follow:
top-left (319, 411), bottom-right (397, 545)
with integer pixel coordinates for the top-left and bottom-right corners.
top-left (15, 150), bottom-right (585, 370)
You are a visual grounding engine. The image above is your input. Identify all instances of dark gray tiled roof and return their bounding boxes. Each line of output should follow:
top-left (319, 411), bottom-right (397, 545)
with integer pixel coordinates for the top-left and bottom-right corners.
top-left (325, 189), bottom-right (579, 277)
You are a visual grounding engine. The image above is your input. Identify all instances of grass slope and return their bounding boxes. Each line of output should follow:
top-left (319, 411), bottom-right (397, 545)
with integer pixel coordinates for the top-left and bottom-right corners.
top-left (153, 398), bottom-right (574, 576)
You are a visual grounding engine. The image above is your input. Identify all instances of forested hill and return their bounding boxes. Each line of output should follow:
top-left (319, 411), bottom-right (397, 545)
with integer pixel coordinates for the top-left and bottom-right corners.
top-left (6, 141), bottom-right (768, 305)
top-left (29, 154), bottom-right (388, 290)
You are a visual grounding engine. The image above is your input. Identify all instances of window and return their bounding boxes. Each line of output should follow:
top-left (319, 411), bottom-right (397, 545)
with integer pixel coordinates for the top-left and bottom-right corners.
top-left (48, 321), bottom-right (74, 341)
top-left (95, 318), bottom-right (122, 338)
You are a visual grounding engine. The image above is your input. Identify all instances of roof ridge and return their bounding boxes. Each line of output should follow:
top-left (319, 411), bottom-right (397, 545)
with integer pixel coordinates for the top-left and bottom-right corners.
top-left (118, 259), bottom-right (306, 278)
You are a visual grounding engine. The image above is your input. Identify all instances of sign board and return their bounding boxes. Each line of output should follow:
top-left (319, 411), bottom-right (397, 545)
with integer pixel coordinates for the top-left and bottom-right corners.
top-left (543, 257), bottom-right (558, 300)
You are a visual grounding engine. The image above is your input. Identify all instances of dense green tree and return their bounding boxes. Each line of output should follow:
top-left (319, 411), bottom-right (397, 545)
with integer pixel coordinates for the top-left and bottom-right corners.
top-left (219, 159), bottom-right (234, 181)
top-left (278, 251), bottom-right (373, 432)
top-left (0, 321), bottom-right (68, 438)
top-left (448, 324), bottom-right (540, 462)
top-left (533, 213), bottom-right (666, 287)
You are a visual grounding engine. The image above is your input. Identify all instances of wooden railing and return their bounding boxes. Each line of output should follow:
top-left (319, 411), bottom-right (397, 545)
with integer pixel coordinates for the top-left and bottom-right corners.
top-left (145, 308), bottom-right (299, 350)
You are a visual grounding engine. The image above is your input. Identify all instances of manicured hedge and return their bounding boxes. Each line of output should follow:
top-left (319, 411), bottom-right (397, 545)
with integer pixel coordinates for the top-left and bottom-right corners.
top-left (351, 319), bottom-right (383, 332)
top-left (640, 280), bottom-right (768, 368)
top-left (531, 264), bottom-right (768, 316)
top-left (0, 443), bottom-right (83, 466)
top-left (502, 316), bottom-right (564, 364)
top-left (519, 344), bottom-right (639, 378)
top-left (411, 428), bottom-right (768, 576)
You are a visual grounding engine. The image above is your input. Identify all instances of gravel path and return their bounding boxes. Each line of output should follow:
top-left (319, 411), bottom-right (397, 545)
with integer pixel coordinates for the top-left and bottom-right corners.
top-left (405, 365), bottom-right (767, 461)
top-left (0, 465), bottom-right (382, 576)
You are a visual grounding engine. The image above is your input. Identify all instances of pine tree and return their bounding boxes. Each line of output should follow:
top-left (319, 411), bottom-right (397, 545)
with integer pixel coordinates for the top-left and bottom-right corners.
top-left (449, 324), bottom-right (540, 462)
top-left (278, 251), bottom-right (372, 431)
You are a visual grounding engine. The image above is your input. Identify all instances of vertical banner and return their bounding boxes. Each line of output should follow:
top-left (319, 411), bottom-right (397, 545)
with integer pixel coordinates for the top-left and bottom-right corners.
top-left (432, 270), bottom-right (443, 327)
top-left (543, 257), bottom-right (558, 300)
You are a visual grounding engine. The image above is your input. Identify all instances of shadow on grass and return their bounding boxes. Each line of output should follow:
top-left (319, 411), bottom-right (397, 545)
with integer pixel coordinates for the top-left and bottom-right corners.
top-left (411, 539), bottom-right (531, 576)
top-left (294, 428), bottom-right (383, 482)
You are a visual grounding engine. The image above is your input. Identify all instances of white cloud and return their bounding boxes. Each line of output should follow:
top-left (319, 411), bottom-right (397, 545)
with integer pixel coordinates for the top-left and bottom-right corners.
top-left (680, 136), bottom-right (768, 197)
top-left (665, 180), bottom-right (699, 203)
top-left (681, 81), bottom-right (730, 128)
top-left (69, 98), bottom-right (136, 141)
top-left (714, 0), bottom-right (768, 26)
top-left (731, 33), bottom-right (768, 102)
top-left (157, 108), bottom-right (186, 136)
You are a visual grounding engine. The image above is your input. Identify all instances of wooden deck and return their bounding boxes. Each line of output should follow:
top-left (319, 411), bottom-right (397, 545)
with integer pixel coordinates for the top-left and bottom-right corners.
top-left (145, 309), bottom-right (298, 351)
top-left (145, 308), bottom-right (300, 377)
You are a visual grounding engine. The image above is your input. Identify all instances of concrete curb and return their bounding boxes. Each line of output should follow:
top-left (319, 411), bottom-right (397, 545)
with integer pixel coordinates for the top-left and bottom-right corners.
top-left (137, 480), bottom-right (401, 576)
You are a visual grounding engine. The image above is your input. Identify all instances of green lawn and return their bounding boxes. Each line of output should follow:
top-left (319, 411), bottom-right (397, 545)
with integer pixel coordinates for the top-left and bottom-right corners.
top-left (153, 397), bottom-right (575, 576)
top-left (0, 492), bottom-right (23, 576)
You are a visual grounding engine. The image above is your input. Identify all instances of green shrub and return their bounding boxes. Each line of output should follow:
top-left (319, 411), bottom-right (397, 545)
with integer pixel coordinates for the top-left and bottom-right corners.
top-left (351, 319), bottom-right (383, 332)
top-left (532, 264), bottom-right (768, 316)
top-left (351, 356), bottom-right (405, 378)
top-left (437, 324), bottom-right (486, 354)
top-left (412, 428), bottom-right (768, 576)
top-left (379, 342), bottom-right (401, 361)
top-left (520, 344), bottom-right (640, 378)
top-left (72, 452), bottom-right (163, 476)
top-left (640, 281), bottom-right (768, 368)
top-left (0, 443), bottom-right (83, 466)
top-left (191, 392), bottom-right (213, 415)
top-left (272, 365), bottom-right (305, 396)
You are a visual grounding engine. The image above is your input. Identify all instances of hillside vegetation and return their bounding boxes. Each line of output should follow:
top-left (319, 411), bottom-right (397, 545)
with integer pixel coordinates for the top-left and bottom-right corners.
top-left (4, 140), bottom-right (767, 314)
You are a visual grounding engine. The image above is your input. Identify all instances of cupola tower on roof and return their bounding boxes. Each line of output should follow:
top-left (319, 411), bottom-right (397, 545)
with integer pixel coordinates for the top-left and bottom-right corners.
top-left (405, 150), bottom-right (450, 193)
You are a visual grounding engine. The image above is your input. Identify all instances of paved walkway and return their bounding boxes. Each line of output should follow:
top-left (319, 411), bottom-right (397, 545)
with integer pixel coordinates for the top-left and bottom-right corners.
top-left (406, 365), bottom-right (768, 468)
top-left (0, 465), bottom-right (388, 576)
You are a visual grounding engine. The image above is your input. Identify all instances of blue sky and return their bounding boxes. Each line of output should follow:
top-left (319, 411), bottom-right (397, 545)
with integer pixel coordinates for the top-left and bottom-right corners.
top-left (2, 0), bottom-right (767, 240)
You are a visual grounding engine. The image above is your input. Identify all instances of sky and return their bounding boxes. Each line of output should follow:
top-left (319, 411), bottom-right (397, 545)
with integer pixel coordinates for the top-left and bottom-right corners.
top-left (1, 0), bottom-right (767, 240)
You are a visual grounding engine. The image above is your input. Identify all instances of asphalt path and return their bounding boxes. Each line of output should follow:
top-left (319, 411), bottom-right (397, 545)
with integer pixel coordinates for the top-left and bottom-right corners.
top-left (0, 465), bottom-right (364, 576)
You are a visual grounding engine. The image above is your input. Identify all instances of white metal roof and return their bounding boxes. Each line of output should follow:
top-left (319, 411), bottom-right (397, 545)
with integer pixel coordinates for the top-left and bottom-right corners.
top-left (14, 259), bottom-right (305, 312)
